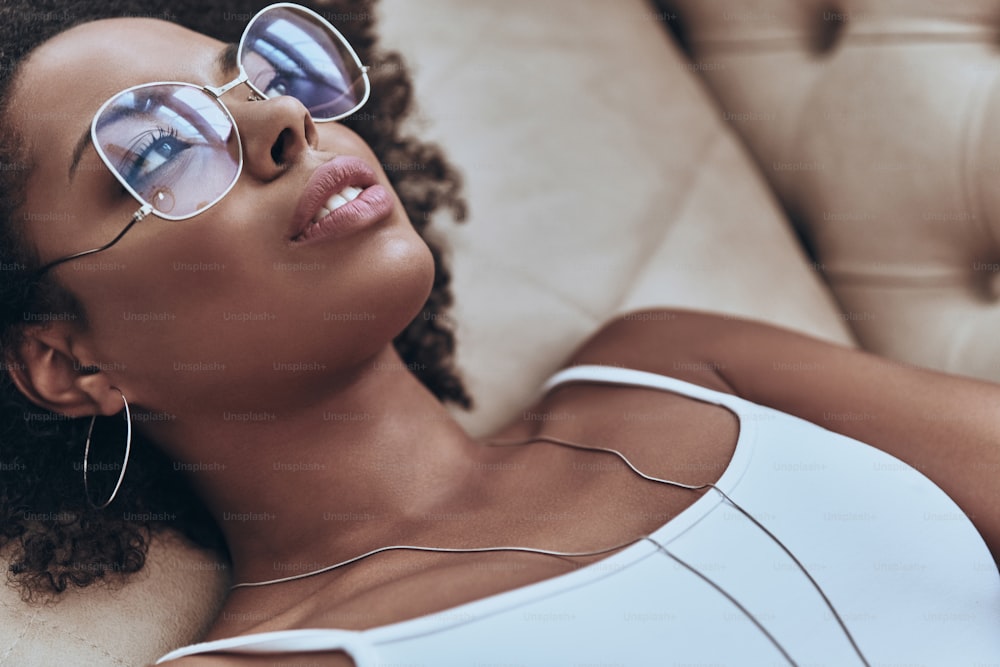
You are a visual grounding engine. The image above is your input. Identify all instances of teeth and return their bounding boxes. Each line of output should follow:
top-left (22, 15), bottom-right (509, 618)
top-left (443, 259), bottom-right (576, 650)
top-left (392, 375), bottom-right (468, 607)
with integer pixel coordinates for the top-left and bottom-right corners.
top-left (311, 186), bottom-right (365, 225)
top-left (327, 194), bottom-right (349, 210)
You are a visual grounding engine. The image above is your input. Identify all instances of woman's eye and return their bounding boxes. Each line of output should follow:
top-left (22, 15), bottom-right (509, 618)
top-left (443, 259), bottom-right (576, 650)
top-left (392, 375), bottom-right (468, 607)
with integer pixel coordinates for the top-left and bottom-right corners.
top-left (125, 129), bottom-right (191, 184)
top-left (260, 70), bottom-right (349, 115)
top-left (263, 76), bottom-right (290, 97)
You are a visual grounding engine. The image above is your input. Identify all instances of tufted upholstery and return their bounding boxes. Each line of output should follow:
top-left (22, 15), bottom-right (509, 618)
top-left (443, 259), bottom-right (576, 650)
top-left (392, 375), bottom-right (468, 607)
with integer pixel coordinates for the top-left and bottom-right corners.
top-left (659, 0), bottom-right (1000, 380)
top-left (2, 0), bottom-right (861, 664)
top-left (389, 0), bottom-right (854, 436)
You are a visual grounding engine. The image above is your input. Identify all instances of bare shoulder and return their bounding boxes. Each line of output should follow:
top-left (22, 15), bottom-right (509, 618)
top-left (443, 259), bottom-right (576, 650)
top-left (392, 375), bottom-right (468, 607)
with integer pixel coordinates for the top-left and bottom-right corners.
top-left (562, 307), bottom-right (741, 392)
top-left (568, 306), bottom-right (1000, 406)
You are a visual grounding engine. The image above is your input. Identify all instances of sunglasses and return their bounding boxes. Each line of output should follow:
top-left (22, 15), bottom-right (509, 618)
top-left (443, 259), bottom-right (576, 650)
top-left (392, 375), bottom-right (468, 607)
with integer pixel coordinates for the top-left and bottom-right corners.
top-left (35, 2), bottom-right (370, 276)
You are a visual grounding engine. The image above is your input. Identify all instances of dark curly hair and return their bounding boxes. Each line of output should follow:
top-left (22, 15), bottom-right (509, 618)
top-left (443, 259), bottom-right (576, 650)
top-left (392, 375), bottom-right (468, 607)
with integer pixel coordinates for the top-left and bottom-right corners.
top-left (0, 0), bottom-right (472, 600)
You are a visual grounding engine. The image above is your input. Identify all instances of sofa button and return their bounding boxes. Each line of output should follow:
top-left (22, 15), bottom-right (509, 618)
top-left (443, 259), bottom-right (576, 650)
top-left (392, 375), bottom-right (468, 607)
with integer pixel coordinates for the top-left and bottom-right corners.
top-left (813, 3), bottom-right (847, 55)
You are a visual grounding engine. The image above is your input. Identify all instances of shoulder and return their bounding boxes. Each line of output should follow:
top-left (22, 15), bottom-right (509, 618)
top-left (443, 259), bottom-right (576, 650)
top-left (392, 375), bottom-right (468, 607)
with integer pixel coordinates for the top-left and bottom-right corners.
top-left (561, 308), bottom-right (739, 392)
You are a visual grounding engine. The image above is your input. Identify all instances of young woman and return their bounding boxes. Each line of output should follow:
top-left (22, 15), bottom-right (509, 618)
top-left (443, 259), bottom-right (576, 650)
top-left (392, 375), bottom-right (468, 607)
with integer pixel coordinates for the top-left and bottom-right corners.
top-left (1, 2), bottom-right (997, 665)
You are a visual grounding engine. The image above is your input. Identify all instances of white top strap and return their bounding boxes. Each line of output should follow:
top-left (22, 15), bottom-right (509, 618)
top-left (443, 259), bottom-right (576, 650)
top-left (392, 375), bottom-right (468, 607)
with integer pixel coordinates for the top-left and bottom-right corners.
top-left (155, 628), bottom-right (376, 664)
top-left (543, 364), bottom-right (746, 410)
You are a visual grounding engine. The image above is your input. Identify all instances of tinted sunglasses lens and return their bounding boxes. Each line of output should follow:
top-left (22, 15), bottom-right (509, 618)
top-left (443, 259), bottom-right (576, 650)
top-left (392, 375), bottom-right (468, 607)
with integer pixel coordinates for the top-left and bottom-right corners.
top-left (240, 6), bottom-right (367, 120)
top-left (93, 84), bottom-right (240, 217)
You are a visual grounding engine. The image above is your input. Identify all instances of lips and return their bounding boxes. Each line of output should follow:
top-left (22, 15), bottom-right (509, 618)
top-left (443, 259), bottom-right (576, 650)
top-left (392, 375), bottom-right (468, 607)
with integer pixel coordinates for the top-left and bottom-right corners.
top-left (289, 156), bottom-right (394, 243)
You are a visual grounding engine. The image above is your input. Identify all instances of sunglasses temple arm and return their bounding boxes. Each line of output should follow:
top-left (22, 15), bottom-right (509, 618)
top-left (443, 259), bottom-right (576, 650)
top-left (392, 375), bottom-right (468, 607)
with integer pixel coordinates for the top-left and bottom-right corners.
top-left (34, 204), bottom-right (153, 277)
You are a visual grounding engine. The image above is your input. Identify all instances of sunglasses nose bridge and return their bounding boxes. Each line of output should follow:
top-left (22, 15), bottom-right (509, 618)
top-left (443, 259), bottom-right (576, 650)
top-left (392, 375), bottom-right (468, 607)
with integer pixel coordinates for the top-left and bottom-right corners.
top-left (203, 74), bottom-right (255, 101)
top-left (200, 77), bottom-right (267, 154)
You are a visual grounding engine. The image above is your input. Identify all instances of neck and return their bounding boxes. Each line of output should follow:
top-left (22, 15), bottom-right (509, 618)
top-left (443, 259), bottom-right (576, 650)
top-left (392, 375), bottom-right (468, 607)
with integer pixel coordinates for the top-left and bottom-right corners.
top-left (151, 345), bottom-right (494, 585)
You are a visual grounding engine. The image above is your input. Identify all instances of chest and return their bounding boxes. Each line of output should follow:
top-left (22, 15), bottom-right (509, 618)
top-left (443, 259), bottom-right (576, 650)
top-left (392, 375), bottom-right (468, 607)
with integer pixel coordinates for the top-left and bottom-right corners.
top-left (288, 381), bottom-right (742, 630)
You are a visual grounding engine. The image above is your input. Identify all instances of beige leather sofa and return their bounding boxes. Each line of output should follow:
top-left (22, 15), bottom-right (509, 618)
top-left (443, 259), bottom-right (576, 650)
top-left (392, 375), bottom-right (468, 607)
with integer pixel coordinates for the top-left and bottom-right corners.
top-left (662, 0), bottom-right (1000, 380)
top-left (2, 0), bottom-right (981, 664)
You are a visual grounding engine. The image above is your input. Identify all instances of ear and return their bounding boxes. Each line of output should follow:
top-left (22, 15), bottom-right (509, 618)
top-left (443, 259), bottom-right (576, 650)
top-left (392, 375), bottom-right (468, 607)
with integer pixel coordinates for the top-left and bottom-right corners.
top-left (7, 324), bottom-right (124, 419)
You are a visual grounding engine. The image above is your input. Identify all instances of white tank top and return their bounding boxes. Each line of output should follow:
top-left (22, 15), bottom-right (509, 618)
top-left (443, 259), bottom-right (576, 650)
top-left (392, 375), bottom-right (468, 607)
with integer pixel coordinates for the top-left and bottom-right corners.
top-left (156, 364), bottom-right (1000, 665)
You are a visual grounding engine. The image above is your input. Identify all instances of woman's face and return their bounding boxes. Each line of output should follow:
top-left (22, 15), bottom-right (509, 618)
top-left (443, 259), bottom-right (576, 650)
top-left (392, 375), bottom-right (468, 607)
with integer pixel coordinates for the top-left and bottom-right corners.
top-left (9, 17), bottom-right (435, 417)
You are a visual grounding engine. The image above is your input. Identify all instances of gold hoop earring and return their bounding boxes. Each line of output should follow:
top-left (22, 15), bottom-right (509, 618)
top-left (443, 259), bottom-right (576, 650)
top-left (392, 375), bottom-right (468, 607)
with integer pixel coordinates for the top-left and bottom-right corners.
top-left (82, 387), bottom-right (132, 510)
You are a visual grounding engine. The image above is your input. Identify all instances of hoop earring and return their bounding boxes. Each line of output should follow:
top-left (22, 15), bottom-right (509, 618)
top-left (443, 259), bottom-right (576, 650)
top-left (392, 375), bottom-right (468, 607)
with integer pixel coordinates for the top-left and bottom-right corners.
top-left (82, 387), bottom-right (132, 510)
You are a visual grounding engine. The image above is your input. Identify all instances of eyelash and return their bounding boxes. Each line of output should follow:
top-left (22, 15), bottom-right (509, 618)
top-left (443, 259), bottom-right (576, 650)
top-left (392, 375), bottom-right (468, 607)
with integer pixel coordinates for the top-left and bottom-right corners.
top-left (123, 126), bottom-right (180, 182)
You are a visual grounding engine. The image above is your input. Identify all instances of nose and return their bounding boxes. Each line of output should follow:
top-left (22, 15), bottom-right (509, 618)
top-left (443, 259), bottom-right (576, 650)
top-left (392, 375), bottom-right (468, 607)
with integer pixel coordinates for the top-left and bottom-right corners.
top-left (225, 85), bottom-right (318, 180)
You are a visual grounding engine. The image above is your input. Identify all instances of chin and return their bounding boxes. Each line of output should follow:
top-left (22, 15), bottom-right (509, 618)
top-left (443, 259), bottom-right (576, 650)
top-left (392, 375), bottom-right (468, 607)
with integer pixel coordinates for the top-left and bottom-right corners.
top-left (404, 237), bottom-right (438, 321)
top-left (374, 230), bottom-right (438, 330)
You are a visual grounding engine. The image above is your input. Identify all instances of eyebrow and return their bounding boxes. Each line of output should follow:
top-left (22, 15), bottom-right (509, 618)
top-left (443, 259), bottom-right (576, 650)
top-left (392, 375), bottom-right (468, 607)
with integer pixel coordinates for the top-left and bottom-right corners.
top-left (68, 128), bottom-right (91, 182)
top-left (67, 43), bottom-right (240, 182)
top-left (217, 42), bottom-right (240, 78)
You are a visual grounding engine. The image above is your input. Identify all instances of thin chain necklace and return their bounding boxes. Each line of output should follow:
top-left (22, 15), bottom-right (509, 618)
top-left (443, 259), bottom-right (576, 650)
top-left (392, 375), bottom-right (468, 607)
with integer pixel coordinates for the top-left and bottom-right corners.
top-left (229, 434), bottom-right (871, 666)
